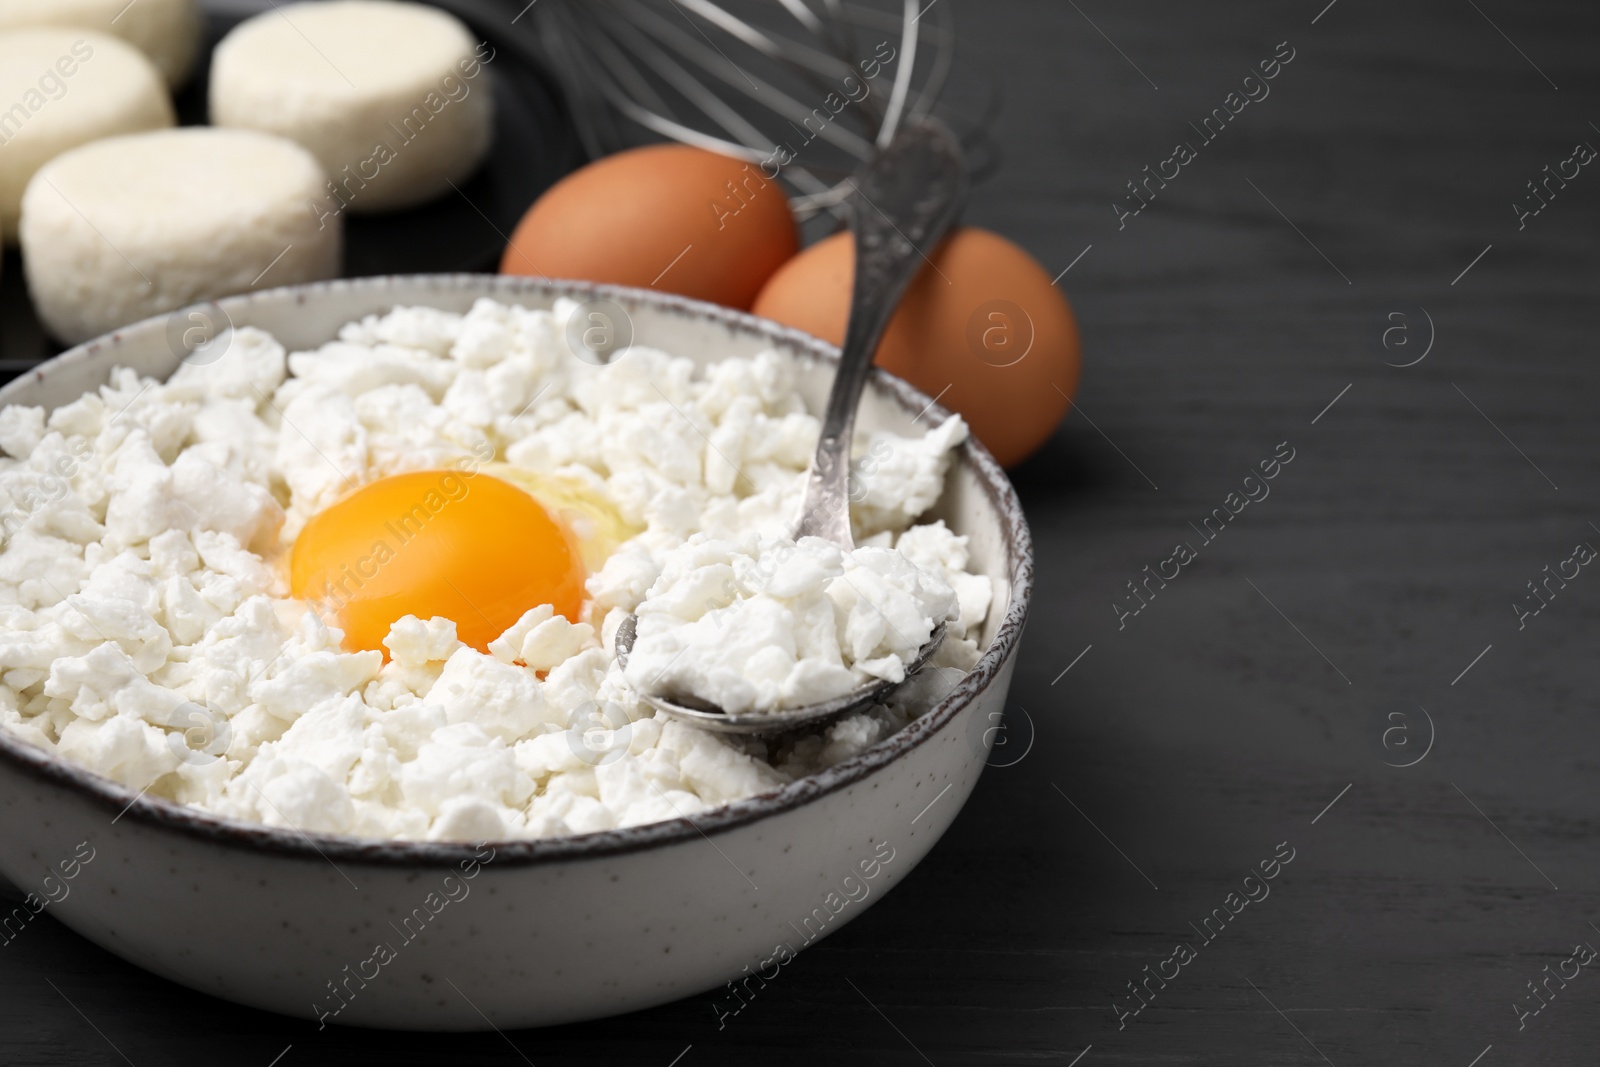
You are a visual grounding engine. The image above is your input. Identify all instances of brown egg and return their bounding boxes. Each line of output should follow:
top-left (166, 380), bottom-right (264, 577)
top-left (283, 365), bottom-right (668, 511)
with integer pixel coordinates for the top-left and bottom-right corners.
top-left (501, 144), bottom-right (799, 310)
top-left (751, 226), bottom-right (1082, 468)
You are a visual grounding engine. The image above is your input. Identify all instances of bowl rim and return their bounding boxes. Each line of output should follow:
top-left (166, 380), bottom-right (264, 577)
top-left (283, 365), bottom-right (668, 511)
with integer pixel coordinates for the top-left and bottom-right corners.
top-left (0, 273), bottom-right (1034, 868)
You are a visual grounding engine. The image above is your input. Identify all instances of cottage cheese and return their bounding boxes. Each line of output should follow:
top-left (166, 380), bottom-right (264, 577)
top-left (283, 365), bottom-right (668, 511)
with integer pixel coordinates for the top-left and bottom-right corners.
top-left (0, 298), bottom-right (992, 841)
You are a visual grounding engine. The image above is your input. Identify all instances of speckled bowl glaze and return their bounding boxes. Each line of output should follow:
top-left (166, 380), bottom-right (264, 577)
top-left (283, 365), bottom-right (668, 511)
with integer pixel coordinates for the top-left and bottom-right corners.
top-left (0, 275), bottom-right (1032, 1030)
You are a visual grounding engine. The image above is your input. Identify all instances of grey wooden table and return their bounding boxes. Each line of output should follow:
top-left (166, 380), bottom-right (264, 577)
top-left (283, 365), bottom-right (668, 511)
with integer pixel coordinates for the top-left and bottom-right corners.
top-left (4, 1), bottom-right (1600, 1063)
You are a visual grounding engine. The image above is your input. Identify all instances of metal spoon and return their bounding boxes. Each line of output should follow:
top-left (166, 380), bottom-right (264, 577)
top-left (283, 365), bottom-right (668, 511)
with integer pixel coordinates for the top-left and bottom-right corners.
top-left (615, 117), bottom-right (969, 735)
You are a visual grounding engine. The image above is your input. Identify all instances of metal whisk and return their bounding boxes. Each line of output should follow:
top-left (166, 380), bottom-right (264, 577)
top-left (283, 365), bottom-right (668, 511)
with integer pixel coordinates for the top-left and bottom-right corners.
top-left (435, 0), bottom-right (992, 222)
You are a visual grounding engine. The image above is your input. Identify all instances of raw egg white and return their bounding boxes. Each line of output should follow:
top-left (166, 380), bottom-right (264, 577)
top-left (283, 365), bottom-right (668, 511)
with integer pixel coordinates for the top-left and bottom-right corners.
top-left (481, 463), bottom-right (640, 573)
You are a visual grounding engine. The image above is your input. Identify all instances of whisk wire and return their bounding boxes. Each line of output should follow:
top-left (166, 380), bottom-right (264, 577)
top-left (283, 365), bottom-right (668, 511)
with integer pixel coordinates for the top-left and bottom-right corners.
top-left (464, 0), bottom-right (973, 219)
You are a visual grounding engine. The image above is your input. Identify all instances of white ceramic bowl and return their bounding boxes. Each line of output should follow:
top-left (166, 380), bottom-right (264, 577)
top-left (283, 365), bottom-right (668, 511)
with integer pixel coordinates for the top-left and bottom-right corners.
top-left (0, 275), bottom-right (1031, 1030)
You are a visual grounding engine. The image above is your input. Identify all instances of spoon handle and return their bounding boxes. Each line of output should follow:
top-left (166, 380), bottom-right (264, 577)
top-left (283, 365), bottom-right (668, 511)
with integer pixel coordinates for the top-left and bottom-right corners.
top-left (793, 118), bottom-right (969, 549)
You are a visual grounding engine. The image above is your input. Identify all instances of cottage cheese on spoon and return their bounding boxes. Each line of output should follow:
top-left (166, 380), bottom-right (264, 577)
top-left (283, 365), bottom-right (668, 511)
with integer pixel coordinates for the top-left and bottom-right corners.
top-left (623, 534), bottom-right (959, 715)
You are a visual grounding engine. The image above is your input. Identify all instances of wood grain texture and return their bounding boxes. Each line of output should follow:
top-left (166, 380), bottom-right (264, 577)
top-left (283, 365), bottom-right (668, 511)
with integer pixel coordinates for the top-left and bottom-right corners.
top-left (4, 0), bottom-right (1600, 1064)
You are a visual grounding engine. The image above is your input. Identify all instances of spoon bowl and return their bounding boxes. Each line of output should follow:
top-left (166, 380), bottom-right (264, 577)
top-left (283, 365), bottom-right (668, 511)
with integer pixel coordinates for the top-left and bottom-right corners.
top-left (614, 618), bottom-right (948, 735)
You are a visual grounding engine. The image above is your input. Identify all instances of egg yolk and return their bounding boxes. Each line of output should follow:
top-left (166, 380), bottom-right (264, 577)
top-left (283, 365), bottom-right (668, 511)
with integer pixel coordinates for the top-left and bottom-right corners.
top-left (290, 470), bottom-right (585, 655)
